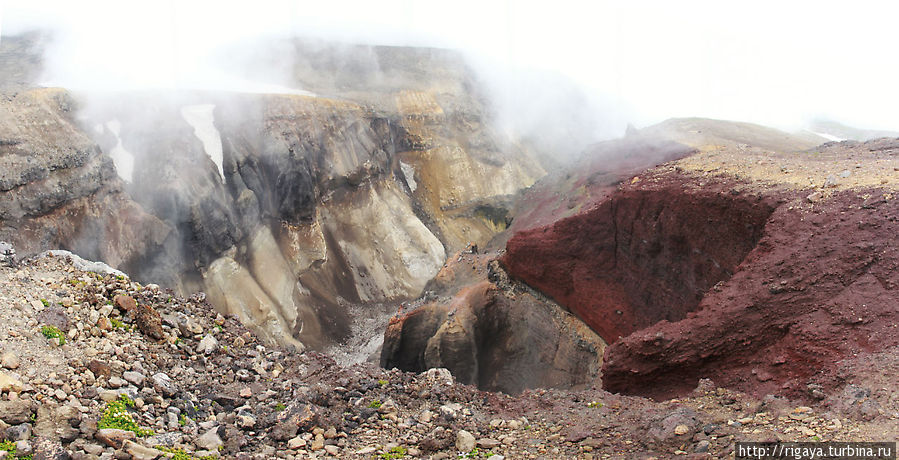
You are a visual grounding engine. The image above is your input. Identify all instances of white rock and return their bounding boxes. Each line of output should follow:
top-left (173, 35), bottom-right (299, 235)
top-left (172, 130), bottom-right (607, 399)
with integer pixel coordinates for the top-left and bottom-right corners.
top-left (287, 436), bottom-right (307, 449)
top-left (0, 372), bottom-right (23, 392)
top-left (196, 428), bottom-right (223, 451)
top-left (197, 335), bottom-right (218, 354)
top-left (1, 352), bottom-right (20, 369)
top-left (456, 429), bottom-right (476, 452)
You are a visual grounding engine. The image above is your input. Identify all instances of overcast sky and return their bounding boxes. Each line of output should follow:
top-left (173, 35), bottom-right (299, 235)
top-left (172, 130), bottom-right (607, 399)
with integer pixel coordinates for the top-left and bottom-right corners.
top-left (2, 0), bottom-right (898, 133)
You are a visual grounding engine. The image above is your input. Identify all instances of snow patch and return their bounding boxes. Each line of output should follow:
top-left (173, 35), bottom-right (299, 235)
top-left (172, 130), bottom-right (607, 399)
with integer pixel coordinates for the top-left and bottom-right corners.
top-left (180, 104), bottom-right (224, 180)
top-left (105, 119), bottom-right (134, 182)
top-left (400, 161), bottom-right (417, 192)
top-left (811, 131), bottom-right (846, 142)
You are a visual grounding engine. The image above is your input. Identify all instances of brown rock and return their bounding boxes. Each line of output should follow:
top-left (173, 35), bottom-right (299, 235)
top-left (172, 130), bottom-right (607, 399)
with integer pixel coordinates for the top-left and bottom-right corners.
top-left (0, 400), bottom-right (35, 425)
top-left (87, 360), bottom-right (111, 379)
top-left (134, 303), bottom-right (164, 341)
top-left (96, 317), bottom-right (112, 331)
top-left (113, 295), bottom-right (137, 314)
top-left (123, 440), bottom-right (162, 460)
top-left (270, 404), bottom-right (317, 441)
top-left (114, 295), bottom-right (164, 340)
top-left (95, 428), bottom-right (136, 449)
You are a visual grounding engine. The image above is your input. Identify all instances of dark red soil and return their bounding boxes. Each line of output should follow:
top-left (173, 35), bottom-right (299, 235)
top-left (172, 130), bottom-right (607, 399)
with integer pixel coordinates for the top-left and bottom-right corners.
top-left (503, 165), bottom-right (899, 401)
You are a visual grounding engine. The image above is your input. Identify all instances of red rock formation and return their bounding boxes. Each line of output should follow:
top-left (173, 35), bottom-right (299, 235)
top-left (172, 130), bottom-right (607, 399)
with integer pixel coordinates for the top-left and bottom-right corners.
top-left (503, 135), bottom-right (899, 400)
top-left (502, 179), bottom-right (776, 343)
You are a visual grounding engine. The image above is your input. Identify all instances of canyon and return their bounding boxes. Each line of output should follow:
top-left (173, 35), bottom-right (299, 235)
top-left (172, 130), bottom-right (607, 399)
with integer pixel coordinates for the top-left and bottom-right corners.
top-left (2, 32), bottom-right (899, 459)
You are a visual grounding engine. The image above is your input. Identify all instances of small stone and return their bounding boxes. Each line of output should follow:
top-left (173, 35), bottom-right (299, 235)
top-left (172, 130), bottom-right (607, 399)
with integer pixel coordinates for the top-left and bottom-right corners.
top-left (123, 371), bottom-right (145, 387)
top-left (96, 428), bottom-right (137, 448)
top-left (6, 423), bottom-right (32, 441)
top-left (310, 434), bottom-right (324, 451)
top-left (87, 360), bottom-right (111, 379)
top-left (197, 335), bottom-right (218, 354)
top-left (477, 438), bottom-right (501, 449)
top-left (151, 373), bottom-right (178, 397)
top-left (13, 440), bottom-right (31, 457)
top-left (113, 295), bottom-right (137, 313)
top-left (0, 372), bottom-right (23, 393)
top-left (287, 436), bottom-right (307, 449)
top-left (674, 424), bottom-right (690, 436)
top-left (695, 440), bottom-right (710, 453)
top-left (239, 387), bottom-right (252, 398)
top-left (107, 376), bottom-right (126, 389)
top-left (355, 447), bottom-right (376, 454)
top-left (96, 317), bottom-right (113, 331)
top-left (456, 430), bottom-right (476, 452)
top-left (324, 445), bottom-right (339, 455)
top-left (1, 352), bottom-right (20, 369)
top-left (99, 390), bottom-right (121, 403)
top-left (196, 428), bottom-right (223, 451)
top-left (124, 439), bottom-right (163, 460)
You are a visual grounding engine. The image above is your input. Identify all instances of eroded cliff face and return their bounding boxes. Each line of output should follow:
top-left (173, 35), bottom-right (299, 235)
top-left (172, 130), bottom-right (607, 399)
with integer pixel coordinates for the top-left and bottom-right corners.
top-left (0, 39), bottom-right (545, 351)
top-left (0, 88), bottom-right (175, 277)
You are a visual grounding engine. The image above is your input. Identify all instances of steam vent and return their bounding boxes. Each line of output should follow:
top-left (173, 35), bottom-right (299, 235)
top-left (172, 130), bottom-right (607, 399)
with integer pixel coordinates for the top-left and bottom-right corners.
top-left (2, 5), bottom-right (899, 458)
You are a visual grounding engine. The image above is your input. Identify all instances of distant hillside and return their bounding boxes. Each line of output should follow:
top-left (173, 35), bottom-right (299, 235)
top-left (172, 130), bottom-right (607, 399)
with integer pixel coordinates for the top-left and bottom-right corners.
top-left (810, 119), bottom-right (899, 141)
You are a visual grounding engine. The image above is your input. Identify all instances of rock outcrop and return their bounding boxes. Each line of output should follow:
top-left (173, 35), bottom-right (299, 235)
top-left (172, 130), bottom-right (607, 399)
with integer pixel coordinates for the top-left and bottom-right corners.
top-left (600, 138), bottom-right (899, 400)
top-left (0, 36), bottom-right (544, 350)
top-left (0, 88), bottom-right (176, 280)
top-left (381, 254), bottom-right (605, 394)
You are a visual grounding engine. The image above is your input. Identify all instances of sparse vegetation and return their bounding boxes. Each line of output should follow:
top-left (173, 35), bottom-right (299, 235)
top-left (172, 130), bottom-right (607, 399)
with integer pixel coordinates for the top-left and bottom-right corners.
top-left (274, 402), bottom-right (286, 412)
top-left (155, 446), bottom-right (192, 460)
top-left (110, 318), bottom-right (131, 331)
top-left (379, 446), bottom-right (407, 459)
top-left (368, 399), bottom-right (382, 409)
top-left (40, 324), bottom-right (65, 345)
top-left (458, 447), bottom-right (494, 458)
top-left (586, 400), bottom-right (603, 408)
top-left (98, 394), bottom-right (154, 436)
top-left (378, 379), bottom-right (388, 386)
top-left (1, 439), bottom-right (34, 459)
top-left (154, 446), bottom-right (215, 460)
top-left (39, 298), bottom-right (50, 307)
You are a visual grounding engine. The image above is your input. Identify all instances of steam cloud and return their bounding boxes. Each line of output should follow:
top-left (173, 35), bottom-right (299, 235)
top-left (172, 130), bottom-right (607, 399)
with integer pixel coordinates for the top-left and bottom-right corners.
top-left (2, 0), bottom-right (899, 147)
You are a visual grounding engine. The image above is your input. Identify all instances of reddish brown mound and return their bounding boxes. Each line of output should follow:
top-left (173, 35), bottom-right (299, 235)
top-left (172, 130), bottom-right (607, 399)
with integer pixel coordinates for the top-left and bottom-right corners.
top-left (601, 182), bottom-right (899, 400)
top-left (501, 180), bottom-right (776, 343)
